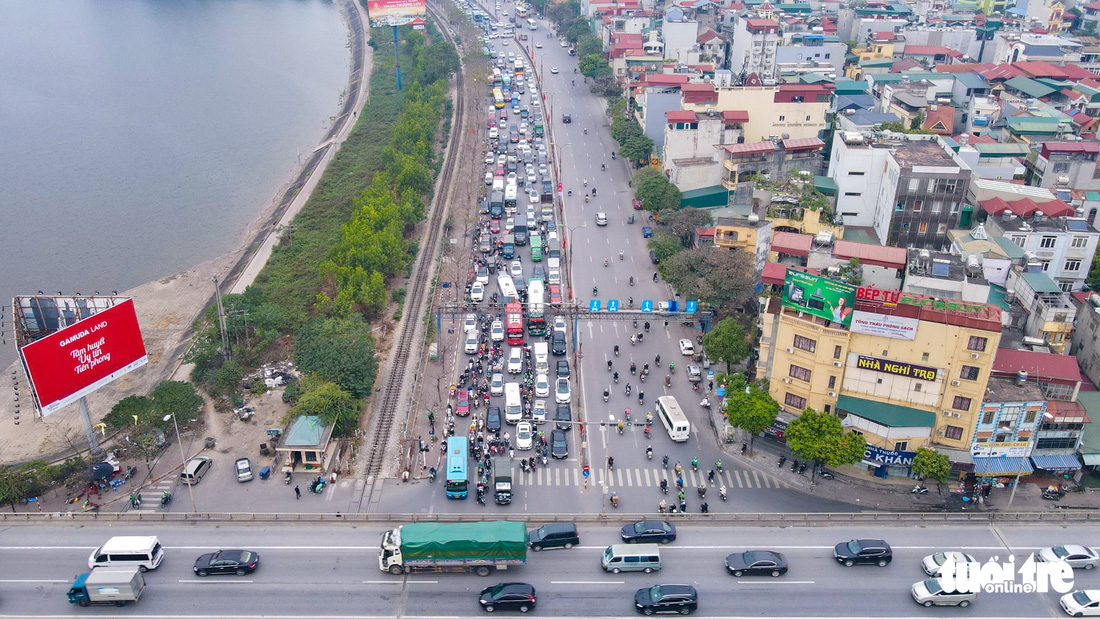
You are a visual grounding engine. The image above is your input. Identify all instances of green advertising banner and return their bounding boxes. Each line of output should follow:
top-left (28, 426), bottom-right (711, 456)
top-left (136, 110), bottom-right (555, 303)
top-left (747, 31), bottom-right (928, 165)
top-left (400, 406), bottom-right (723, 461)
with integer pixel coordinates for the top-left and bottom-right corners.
top-left (781, 269), bottom-right (857, 326)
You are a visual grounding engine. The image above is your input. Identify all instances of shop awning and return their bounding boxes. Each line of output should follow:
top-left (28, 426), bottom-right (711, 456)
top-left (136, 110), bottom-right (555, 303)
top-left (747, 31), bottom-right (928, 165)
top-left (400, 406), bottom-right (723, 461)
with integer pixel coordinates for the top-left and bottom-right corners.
top-left (836, 395), bottom-right (936, 428)
top-left (1030, 454), bottom-right (1082, 471)
top-left (679, 185), bottom-right (729, 209)
top-left (1083, 454), bottom-right (1100, 467)
top-left (972, 456), bottom-right (1033, 476)
top-left (937, 447), bottom-right (974, 466)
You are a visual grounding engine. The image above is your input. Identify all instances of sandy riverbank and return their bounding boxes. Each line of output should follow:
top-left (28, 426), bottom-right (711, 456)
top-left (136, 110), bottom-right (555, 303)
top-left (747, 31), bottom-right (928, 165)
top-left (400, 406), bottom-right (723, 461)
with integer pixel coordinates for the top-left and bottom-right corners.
top-left (0, 0), bottom-right (373, 465)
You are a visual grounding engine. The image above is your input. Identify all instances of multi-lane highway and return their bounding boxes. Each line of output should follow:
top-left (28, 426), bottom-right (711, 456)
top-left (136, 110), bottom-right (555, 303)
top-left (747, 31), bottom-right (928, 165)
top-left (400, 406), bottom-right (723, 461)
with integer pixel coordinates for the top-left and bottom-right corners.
top-left (2, 521), bottom-right (1098, 616)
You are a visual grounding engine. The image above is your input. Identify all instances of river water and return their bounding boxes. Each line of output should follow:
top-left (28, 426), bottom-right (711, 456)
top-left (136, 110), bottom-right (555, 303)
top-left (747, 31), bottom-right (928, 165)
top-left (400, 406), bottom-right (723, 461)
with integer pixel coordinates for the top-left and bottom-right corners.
top-left (0, 0), bottom-right (350, 359)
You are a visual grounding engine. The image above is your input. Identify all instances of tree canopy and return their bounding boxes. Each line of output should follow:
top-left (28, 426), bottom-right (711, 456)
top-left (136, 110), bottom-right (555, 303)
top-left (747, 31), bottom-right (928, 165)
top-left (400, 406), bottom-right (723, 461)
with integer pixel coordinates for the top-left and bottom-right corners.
top-left (632, 168), bottom-right (681, 214)
top-left (785, 408), bottom-right (865, 479)
top-left (722, 374), bottom-right (778, 440)
top-left (664, 208), bottom-right (713, 246)
top-left (703, 317), bottom-right (753, 373)
top-left (294, 315), bottom-right (378, 399)
top-left (646, 233), bottom-right (684, 263)
top-left (911, 447), bottom-right (951, 484)
top-left (658, 247), bottom-right (754, 317)
top-left (288, 376), bottom-right (358, 436)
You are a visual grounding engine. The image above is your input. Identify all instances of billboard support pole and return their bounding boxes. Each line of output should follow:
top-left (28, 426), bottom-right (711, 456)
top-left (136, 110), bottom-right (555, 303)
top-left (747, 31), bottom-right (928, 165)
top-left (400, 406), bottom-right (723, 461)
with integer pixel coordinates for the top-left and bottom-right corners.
top-left (77, 396), bottom-right (103, 456)
top-left (393, 25), bottom-right (403, 90)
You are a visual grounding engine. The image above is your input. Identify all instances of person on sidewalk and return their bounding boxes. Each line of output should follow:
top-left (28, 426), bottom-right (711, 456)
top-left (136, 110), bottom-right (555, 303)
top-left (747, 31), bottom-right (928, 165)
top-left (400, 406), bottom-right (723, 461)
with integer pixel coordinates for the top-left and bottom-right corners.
top-left (294, 485), bottom-right (301, 500)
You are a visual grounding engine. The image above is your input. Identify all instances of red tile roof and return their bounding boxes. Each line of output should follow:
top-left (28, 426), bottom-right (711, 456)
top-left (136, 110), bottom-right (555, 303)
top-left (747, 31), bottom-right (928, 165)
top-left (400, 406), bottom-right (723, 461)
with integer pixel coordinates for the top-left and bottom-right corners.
top-left (903, 45), bottom-right (954, 57)
top-left (721, 110), bottom-right (749, 122)
top-left (698, 30), bottom-right (722, 43)
top-left (933, 63), bottom-right (984, 74)
top-left (922, 105), bottom-right (955, 135)
top-left (781, 137), bottom-right (825, 151)
top-left (993, 348), bottom-right (1083, 382)
top-left (762, 262), bottom-right (819, 285)
top-left (1013, 60), bottom-right (1068, 79)
top-left (666, 110), bottom-right (697, 122)
top-left (979, 196), bottom-right (1075, 218)
top-left (745, 18), bottom-right (779, 30)
top-left (1060, 64), bottom-right (1100, 82)
top-left (771, 231), bottom-right (813, 256)
top-left (890, 58), bottom-right (923, 73)
top-left (871, 31), bottom-right (897, 42)
top-left (1041, 141), bottom-right (1100, 156)
top-left (682, 82), bottom-right (716, 92)
top-left (980, 64), bottom-right (1024, 82)
top-left (1046, 400), bottom-right (1090, 423)
top-left (724, 140), bottom-right (775, 156)
top-left (645, 74), bottom-right (691, 86)
top-left (833, 240), bottom-right (908, 269)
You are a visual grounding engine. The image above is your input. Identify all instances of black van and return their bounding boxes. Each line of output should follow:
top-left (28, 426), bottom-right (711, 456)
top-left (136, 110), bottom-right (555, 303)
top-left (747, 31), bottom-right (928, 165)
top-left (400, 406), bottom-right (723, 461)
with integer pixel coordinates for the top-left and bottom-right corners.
top-left (528, 523), bottom-right (580, 551)
top-left (649, 250), bottom-right (660, 265)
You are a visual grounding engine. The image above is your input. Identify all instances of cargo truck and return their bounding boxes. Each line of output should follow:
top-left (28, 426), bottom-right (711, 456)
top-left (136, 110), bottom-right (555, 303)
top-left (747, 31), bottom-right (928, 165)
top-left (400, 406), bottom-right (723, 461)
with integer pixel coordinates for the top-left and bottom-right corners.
top-left (379, 521), bottom-right (527, 576)
top-left (494, 458), bottom-right (513, 504)
top-left (67, 567), bottom-right (145, 607)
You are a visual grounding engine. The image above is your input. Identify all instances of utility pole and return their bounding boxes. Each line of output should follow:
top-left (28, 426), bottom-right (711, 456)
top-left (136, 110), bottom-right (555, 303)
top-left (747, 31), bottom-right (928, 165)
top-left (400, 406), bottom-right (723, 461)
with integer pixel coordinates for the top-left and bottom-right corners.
top-left (212, 276), bottom-right (231, 359)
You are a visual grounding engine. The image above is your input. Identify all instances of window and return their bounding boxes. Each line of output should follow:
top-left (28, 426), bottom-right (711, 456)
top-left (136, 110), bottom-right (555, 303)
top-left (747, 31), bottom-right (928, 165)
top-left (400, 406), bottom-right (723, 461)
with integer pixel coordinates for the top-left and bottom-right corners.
top-left (952, 395), bottom-right (972, 411)
top-left (779, 115), bottom-right (786, 121)
top-left (960, 365), bottom-right (980, 381)
top-left (825, 53), bottom-right (831, 59)
top-left (1059, 281), bottom-right (1074, 292)
top-left (944, 425), bottom-right (964, 440)
top-left (921, 352), bottom-right (930, 361)
top-left (828, 375), bottom-right (836, 389)
top-left (1037, 436), bottom-right (1080, 450)
top-left (997, 406), bottom-right (1020, 429)
top-left (919, 222), bottom-right (928, 233)
top-left (909, 178), bottom-right (920, 192)
top-left (1041, 260), bottom-right (1050, 272)
top-left (834, 345), bottom-right (842, 359)
top-left (1011, 236), bottom-right (1026, 247)
top-left (967, 336), bottom-right (987, 352)
top-left (1040, 236), bottom-right (1057, 249)
top-left (896, 202), bottom-right (905, 212)
top-left (1065, 259), bottom-right (1082, 272)
top-left (914, 383), bottom-right (922, 392)
top-left (1024, 409), bottom-right (1037, 424)
top-left (943, 179), bottom-right (958, 193)
top-left (805, 115), bottom-right (811, 121)
top-left (844, 191), bottom-right (862, 196)
top-left (849, 171), bottom-right (865, 176)
top-left (785, 392), bottom-right (807, 409)
top-left (789, 365), bottom-right (812, 382)
top-left (931, 201), bottom-right (943, 213)
top-left (894, 441), bottom-right (908, 452)
top-left (982, 410), bottom-right (995, 425)
top-left (793, 334), bottom-right (816, 352)
top-left (913, 199), bottom-right (923, 212)
top-left (937, 223), bottom-right (947, 234)
top-left (1072, 236), bottom-right (1089, 249)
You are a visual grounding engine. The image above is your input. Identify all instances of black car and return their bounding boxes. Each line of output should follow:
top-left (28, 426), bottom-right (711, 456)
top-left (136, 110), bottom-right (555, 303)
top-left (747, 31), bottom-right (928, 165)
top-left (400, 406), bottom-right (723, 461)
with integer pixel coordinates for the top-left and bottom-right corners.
top-left (725, 550), bottom-right (788, 577)
top-left (556, 360), bottom-right (570, 378)
top-left (554, 403), bottom-right (572, 430)
top-left (562, 113), bottom-right (572, 123)
top-left (486, 406), bottom-right (502, 433)
top-left (551, 429), bottom-right (568, 459)
top-left (551, 332), bottom-right (566, 355)
top-left (634, 584), bottom-right (697, 615)
top-left (834, 539), bottom-right (892, 567)
top-left (479, 582), bottom-right (536, 613)
top-left (193, 549), bottom-right (260, 576)
top-left (621, 520), bottom-right (676, 544)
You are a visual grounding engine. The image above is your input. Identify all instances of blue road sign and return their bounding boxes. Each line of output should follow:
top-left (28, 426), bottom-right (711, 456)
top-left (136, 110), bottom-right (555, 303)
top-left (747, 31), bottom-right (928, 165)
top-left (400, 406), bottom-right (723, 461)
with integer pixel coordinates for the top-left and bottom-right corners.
top-left (589, 300), bottom-right (601, 312)
top-left (608, 300), bottom-right (620, 312)
top-left (667, 300), bottom-right (679, 313)
top-left (641, 300), bottom-right (654, 313)
top-left (685, 300), bottom-right (697, 313)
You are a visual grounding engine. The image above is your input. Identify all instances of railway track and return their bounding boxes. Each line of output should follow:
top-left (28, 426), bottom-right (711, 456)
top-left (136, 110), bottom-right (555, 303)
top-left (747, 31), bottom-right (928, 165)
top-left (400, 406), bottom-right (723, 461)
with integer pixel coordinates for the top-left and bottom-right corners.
top-left (363, 4), bottom-right (468, 477)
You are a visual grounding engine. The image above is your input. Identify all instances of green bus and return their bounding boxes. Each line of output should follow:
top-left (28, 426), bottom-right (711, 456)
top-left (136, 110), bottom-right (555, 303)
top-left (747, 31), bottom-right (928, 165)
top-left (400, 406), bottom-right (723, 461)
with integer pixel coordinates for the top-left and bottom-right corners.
top-left (529, 234), bottom-right (543, 262)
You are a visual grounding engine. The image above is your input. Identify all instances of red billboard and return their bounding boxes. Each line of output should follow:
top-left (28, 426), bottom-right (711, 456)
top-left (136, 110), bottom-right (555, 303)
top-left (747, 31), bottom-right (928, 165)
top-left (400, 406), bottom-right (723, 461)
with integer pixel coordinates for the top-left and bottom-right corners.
top-left (20, 299), bottom-right (148, 416)
top-left (366, 0), bottom-right (426, 26)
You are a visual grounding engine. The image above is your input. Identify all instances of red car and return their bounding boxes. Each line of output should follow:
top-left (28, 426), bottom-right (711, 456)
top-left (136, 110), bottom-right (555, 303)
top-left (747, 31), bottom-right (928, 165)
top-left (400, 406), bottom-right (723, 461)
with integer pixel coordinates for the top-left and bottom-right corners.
top-left (456, 390), bottom-right (470, 417)
top-left (549, 284), bottom-right (563, 305)
top-left (632, 198), bottom-right (643, 210)
top-left (490, 219), bottom-right (501, 233)
top-left (495, 164), bottom-right (506, 176)
top-left (499, 110), bottom-right (508, 122)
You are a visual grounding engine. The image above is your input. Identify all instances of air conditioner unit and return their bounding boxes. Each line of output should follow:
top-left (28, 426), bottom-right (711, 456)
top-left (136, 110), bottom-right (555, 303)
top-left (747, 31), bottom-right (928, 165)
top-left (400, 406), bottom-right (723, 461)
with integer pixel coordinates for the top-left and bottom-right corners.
top-left (782, 377), bottom-right (791, 384)
top-left (971, 352), bottom-right (980, 359)
top-left (828, 391), bottom-right (837, 397)
top-left (833, 361), bottom-right (843, 367)
top-left (950, 380), bottom-right (961, 387)
top-left (786, 347), bottom-right (795, 354)
top-left (943, 411), bottom-right (961, 418)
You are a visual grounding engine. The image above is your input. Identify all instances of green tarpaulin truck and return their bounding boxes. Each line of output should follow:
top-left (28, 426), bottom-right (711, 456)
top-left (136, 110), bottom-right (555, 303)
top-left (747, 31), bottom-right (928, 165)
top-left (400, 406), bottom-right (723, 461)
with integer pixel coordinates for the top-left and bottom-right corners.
top-left (379, 521), bottom-right (527, 576)
top-left (67, 567), bottom-right (145, 607)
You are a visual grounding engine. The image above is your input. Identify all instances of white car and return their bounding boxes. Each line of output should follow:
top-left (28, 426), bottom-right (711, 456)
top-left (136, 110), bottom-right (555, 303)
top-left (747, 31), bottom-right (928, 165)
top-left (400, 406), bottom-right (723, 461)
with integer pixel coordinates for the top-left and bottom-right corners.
top-left (484, 171), bottom-right (494, 185)
top-left (510, 260), bottom-right (523, 279)
top-left (463, 313), bottom-right (478, 332)
top-left (489, 127), bottom-right (499, 139)
top-left (507, 172), bottom-right (518, 184)
top-left (533, 400), bottom-right (547, 423)
top-left (470, 281), bottom-right (485, 302)
top-left (535, 42), bottom-right (543, 48)
top-left (548, 268), bottom-right (561, 285)
top-left (490, 319), bottom-right (505, 341)
top-left (505, 217), bottom-right (515, 231)
top-left (485, 152), bottom-right (495, 164)
top-left (526, 170), bottom-right (537, 184)
top-left (1061, 590), bottom-right (1100, 616)
top-left (507, 347), bottom-right (524, 374)
top-left (1038, 545), bottom-right (1100, 570)
top-left (552, 316), bottom-right (567, 333)
top-left (490, 373), bottom-right (505, 396)
top-left (516, 421), bottom-right (534, 450)
top-left (679, 338), bottom-right (696, 356)
top-left (921, 552), bottom-right (978, 577)
top-left (464, 330), bottom-right (479, 354)
top-left (475, 266), bottom-right (489, 285)
top-left (555, 377), bottom-right (571, 403)
top-left (560, 40), bottom-right (567, 46)
top-left (549, 66), bottom-right (559, 74)
top-left (534, 374), bottom-right (550, 398)
top-left (528, 189), bottom-right (540, 204)
top-left (595, 212), bottom-right (608, 226)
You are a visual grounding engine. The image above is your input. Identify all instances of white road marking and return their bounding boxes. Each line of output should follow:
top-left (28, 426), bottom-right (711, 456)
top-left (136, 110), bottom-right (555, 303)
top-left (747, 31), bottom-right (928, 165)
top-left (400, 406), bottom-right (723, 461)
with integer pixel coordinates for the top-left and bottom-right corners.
top-left (551, 580), bottom-right (625, 584)
top-left (180, 579), bottom-right (254, 584)
top-left (0, 579), bottom-right (69, 583)
top-left (733, 580), bottom-right (816, 584)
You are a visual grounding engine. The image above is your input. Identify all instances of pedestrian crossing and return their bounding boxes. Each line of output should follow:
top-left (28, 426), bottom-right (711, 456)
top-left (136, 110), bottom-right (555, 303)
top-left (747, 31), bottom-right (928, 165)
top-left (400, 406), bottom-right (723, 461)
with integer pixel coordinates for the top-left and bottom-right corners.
top-left (508, 466), bottom-right (788, 490)
top-left (129, 477), bottom-right (175, 513)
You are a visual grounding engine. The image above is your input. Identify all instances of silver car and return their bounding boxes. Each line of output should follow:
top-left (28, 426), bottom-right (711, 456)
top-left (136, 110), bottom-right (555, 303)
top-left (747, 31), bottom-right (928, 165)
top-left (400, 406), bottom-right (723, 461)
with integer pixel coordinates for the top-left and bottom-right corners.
top-left (1038, 545), bottom-right (1100, 570)
top-left (234, 458), bottom-right (253, 482)
top-left (911, 578), bottom-right (976, 607)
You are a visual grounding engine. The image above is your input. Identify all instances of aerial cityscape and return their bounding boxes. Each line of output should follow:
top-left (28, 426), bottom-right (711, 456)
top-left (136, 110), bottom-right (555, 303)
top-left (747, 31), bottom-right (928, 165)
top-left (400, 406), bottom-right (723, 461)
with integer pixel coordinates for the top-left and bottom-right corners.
top-left (4, 0), bottom-right (1100, 614)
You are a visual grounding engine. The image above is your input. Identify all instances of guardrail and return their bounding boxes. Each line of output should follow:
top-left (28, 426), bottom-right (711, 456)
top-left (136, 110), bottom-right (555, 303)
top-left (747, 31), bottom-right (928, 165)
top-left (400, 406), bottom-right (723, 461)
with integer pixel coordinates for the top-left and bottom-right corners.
top-left (4, 511), bottom-right (1099, 525)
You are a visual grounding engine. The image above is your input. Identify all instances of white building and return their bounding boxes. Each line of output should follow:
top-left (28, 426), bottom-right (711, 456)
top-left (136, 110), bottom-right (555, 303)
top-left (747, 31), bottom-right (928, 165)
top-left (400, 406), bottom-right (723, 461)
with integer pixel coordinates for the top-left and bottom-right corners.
top-left (727, 16), bottom-right (780, 81)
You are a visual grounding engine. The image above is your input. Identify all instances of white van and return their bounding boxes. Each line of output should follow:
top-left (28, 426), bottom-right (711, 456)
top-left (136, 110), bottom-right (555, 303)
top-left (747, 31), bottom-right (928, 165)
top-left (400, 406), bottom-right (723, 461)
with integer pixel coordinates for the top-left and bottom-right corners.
top-left (533, 342), bottom-right (549, 375)
top-left (601, 544), bottom-right (662, 573)
top-left (88, 536), bottom-right (165, 572)
top-left (504, 382), bottom-right (523, 424)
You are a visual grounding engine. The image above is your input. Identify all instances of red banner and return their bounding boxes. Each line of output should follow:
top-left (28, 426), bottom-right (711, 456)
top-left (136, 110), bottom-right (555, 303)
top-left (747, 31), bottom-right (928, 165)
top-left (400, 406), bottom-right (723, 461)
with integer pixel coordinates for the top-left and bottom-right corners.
top-left (20, 299), bottom-right (148, 416)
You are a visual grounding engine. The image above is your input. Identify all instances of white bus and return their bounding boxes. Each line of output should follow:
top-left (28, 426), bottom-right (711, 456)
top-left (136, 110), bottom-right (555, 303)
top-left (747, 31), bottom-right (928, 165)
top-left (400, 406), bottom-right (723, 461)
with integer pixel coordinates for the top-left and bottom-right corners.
top-left (655, 396), bottom-right (690, 442)
top-left (527, 18), bottom-right (537, 30)
top-left (497, 273), bottom-right (519, 303)
top-left (504, 382), bottom-right (523, 424)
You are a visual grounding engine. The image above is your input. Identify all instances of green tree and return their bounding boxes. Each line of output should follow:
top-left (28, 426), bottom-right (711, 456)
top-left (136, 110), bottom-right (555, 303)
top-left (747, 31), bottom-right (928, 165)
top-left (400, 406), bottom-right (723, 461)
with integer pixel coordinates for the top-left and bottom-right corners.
top-left (149, 381), bottom-right (204, 426)
top-left (664, 207), bottom-right (714, 246)
top-left (0, 461), bottom-right (52, 512)
top-left (565, 18), bottom-right (590, 43)
top-left (288, 378), bottom-right (358, 436)
top-left (659, 247), bottom-right (755, 317)
top-left (294, 315), bottom-right (378, 399)
top-left (1087, 250), bottom-right (1100, 291)
top-left (212, 359), bottom-right (245, 401)
top-left (722, 374), bottom-right (778, 445)
top-left (578, 54), bottom-right (611, 78)
top-left (647, 233), bottom-right (684, 263)
top-left (703, 317), bottom-right (753, 373)
top-left (611, 115), bottom-right (643, 144)
top-left (620, 135), bottom-right (654, 165)
top-left (785, 408), bottom-right (865, 480)
top-left (590, 74), bottom-right (623, 99)
top-left (634, 170), bottom-right (681, 214)
top-left (911, 447), bottom-right (951, 485)
top-left (576, 37), bottom-right (603, 57)
top-left (104, 395), bottom-right (158, 430)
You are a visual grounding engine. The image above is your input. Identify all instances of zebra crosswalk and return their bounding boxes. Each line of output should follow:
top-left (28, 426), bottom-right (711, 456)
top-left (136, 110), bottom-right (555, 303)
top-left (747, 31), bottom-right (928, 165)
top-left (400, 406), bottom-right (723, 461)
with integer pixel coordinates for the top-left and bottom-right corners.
top-left (128, 477), bottom-right (176, 513)
top-left (509, 466), bottom-right (788, 490)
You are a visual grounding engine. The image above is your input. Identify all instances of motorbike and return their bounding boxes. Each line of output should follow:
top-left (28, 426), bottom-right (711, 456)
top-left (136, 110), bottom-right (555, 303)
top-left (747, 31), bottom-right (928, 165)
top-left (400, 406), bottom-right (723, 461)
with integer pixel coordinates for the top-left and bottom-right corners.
top-left (1042, 490), bottom-right (1064, 501)
top-left (521, 459), bottom-right (530, 473)
top-left (614, 345), bottom-right (619, 356)
top-left (798, 462), bottom-right (807, 475)
top-left (791, 459), bottom-right (799, 473)
top-left (608, 360), bottom-right (613, 371)
top-left (630, 334), bottom-right (637, 346)
top-left (697, 485), bottom-right (706, 498)
top-left (777, 456), bottom-right (786, 468)
top-left (614, 372), bottom-right (619, 383)
top-left (160, 491), bottom-right (172, 507)
top-left (665, 375), bottom-right (671, 387)
top-left (911, 484), bottom-right (929, 495)
top-left (646, 447), bottom-right (653, 460)
top-left (541, 449), bottom-right (548, 466)
top-left (625, 384), bottom-right (632, 396)
top-left (699, 398), bottom-right (710, 408)
top-left (308, 476), bottom-right (326, 494)
top-left (611, 152), bottom-right (616, 159)
top-left (603, 388), bottom-right (610, 402)
top-left (628, 215), bottom-right (635, 225)
top-left (655, 355), bottom-right (661, 367)
top-left (630, 363), bottom-right (637, 375)
top-left (639, 372), bottom-right (646, 383)
top-left (284, 470), bottom-right (293, 485)
top-left (609, 492), bottom-right (619, 508)
top-left (638, 392), bottom-right (644, 404)
top-left (602, 163), bottom-right (607, 171)
top-left (691, 458), bottom-right (698, 472)
top-left (741, 443), bottom-right (747, 455)
top-left (585, 194), bottom-right (590, 203)
top-left (719, 487), bottom-right (727, 501)
top-left (816, 466), bottom-right (834, 480)
top-left (428, 467), bottom-right (437, 483)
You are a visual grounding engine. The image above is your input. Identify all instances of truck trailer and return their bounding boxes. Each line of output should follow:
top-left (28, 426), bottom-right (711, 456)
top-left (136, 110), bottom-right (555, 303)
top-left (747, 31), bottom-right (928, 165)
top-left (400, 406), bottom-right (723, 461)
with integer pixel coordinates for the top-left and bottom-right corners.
top-left (494, 458), bottom-right (513, 505)
top-left (379, 521), bottom-right (527, 576)
top-left (67, 567), bottom-right (145, 607)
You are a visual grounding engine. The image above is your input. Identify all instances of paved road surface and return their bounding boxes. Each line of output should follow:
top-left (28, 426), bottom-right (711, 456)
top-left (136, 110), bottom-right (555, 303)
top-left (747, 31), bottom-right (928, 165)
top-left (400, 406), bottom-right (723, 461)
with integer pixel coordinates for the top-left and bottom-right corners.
top-left (1, 521), bottom-right (1097, 616)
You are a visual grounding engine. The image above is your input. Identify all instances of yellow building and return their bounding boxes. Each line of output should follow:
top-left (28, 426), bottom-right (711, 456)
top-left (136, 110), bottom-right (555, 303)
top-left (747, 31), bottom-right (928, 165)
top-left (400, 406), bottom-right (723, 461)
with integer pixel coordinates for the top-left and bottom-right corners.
top-left (759, 272), bottom-right (1003, 474)
top-left (713, 216), bottom-right (773, 278)
top-left (681, 83), bottom-right (832, 142)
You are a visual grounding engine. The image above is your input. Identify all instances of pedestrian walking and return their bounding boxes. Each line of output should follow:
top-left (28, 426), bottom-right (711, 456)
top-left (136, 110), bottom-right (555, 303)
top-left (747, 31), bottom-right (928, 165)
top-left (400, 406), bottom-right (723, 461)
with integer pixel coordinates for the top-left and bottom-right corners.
top-left (294, 485), bottom-right (301, 500)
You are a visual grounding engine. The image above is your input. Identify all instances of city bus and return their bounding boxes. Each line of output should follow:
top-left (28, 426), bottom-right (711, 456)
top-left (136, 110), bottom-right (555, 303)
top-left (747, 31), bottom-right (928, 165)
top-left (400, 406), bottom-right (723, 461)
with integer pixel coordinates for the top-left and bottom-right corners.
top-left (505, 302), bottom-right (524, 345)
top-left (516, 6), bottom-right (528, 18)
top-left (445, 436), bottom-right (469, 499)
top-left (527, 18), bottom-right (537, 31)
top-left (504, 183), bottom-right (518, 210)
top-left (655, 396), bottom-right (691, 442)
top-left (497, 273), bottom-right (519, 303)
top-left (493, 88), bottom-right (505, 109)
top-left (527, 279), bottom-right (546, 336)
top-left (529, 234), bottom-right (543, 262)
top-left (514, 58), bottom-right (524, 75)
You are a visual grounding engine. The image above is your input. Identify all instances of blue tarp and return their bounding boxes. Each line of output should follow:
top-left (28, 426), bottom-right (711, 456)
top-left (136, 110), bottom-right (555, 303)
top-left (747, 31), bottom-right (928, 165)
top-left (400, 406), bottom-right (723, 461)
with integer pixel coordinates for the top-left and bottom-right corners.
top-left (973, 457), bottom-right (1033, 476)
top-left (1029, 454), bottom-right (1082, 471)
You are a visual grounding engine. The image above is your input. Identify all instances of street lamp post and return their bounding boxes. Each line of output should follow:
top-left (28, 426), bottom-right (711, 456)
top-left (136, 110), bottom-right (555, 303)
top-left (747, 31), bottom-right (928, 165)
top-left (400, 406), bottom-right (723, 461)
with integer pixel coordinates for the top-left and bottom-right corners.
top-left (1007, 411), bottom-right (1054, 508)
top-left (164, 414), bottom-right (197, 513)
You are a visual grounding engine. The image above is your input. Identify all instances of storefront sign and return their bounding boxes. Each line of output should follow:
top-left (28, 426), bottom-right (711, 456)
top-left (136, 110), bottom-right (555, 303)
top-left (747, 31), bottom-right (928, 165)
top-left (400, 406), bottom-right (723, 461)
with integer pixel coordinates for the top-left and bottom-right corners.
top-left (782, 270), bottom-right (856, 326)
top-left (850, 311), bottom-right (919, 340)
top-left (855, 286), bottom-right (985, 315)
top-left (856, 355), bottom-right (939, 381)
top-left (970, 441), bottom-right (1031, 458)
top-left (863, 444), bottom-right (917, 467)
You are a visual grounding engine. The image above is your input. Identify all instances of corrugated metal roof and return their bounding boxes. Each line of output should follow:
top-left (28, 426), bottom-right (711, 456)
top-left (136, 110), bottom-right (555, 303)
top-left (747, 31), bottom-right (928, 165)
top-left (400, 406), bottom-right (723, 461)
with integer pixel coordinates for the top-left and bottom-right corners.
top-left (781, 137), bottom-right (825, 151)
top-left (973, 457), bottom-right (1033, 475)
top-left (837, 395), bottom-right (936, 428)
top-left (771, 231), bottom-right (813, 256)
top-left (1030, 454), bottom-right (1082, 471)
top-left (992, 348), bottom-right (1082, 380)
top-left (833, 240), bottom-right (908, 268)
top-left (1021, 271), bottom-right (1064, 294)
top-left (725, 141), bottom-right (775, 155)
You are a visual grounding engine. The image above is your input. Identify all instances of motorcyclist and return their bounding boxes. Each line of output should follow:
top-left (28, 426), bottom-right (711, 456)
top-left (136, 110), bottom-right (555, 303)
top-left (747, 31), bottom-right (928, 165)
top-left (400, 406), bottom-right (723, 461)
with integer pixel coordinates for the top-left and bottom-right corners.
top-left (593, 285), bottom-right (598, 296)
top-left (655, 354), bottom-right (661, 366)
top-left (584, 128), bottom-right (588, 134)
top-left (602, 163), bottom-right (607, 170)
top-left (630, 362), bottom-right (637, 374)
top-left (584, 178), bottom-right (588, 186)
top-left (604, 256), bottom-right (609, 266)
top-left (607, 359), bottom-right (613, 371)
top-left (614, 344), bottom-right (619, 356)
top-left (629, 276), bottom-right (635, 285)
top-left (628, 296), bottom-right (633, 307)
top-left (613, 371), bottom-right (619, 383)
top-left (646, 445), bottom-right (653, 458)
top-left (619, 249), bottom-right (624, 260)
